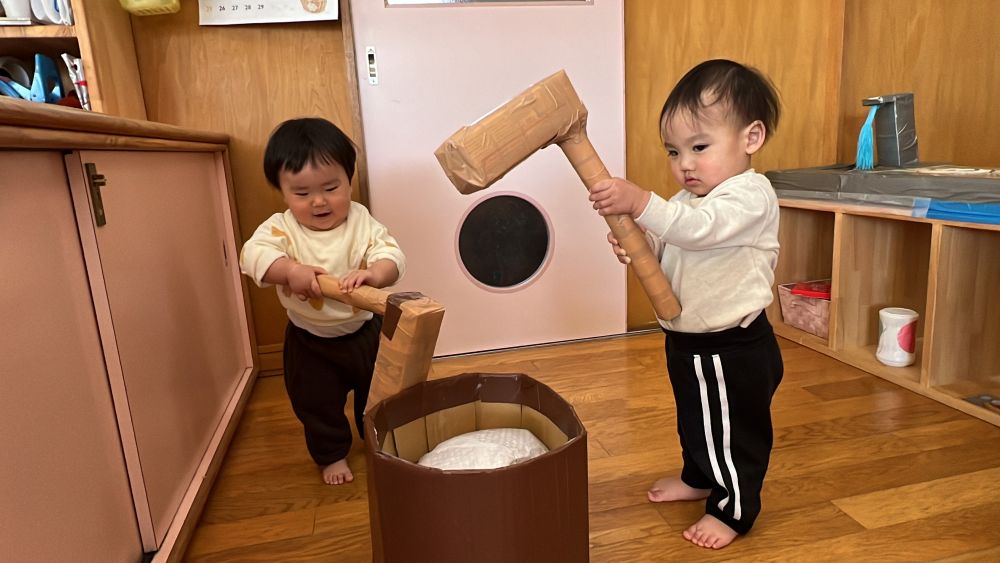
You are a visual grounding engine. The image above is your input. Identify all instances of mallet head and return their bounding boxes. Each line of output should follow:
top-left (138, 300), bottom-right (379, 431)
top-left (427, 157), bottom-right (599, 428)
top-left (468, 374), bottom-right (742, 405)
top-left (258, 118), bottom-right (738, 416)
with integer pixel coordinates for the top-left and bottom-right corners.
top-left (435, 70), bottom-right (588, 194)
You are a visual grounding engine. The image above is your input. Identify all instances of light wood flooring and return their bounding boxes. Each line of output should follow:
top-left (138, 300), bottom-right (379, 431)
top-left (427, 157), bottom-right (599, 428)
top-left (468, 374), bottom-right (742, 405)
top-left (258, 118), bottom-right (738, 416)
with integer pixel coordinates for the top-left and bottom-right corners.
top-left (184, 334), bottom-right (1000, 561)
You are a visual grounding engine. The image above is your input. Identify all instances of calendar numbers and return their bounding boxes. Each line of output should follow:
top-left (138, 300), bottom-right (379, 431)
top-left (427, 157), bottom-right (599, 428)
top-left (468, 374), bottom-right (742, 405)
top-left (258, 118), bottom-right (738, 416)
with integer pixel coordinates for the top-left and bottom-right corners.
top-left (199, 1), bottom-right (337, 25)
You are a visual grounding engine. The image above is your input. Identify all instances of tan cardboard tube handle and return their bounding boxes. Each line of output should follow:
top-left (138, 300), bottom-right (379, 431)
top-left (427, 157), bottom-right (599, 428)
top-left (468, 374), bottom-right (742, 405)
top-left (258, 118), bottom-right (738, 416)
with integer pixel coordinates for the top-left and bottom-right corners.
top-left (560, 134), bottom-right (682, 321)
top-left (317, 275), bottom-right (388, 315)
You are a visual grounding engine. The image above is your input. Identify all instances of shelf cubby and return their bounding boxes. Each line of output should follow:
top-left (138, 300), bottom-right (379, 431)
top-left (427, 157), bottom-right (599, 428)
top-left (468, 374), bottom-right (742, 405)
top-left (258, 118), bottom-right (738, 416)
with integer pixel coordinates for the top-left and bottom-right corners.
top-left (927, 225), bottom-right (1000, 411)
top-left (834, 214), bottom-right (931, 384)
top-left (769, 206), bottom-right (836, 347)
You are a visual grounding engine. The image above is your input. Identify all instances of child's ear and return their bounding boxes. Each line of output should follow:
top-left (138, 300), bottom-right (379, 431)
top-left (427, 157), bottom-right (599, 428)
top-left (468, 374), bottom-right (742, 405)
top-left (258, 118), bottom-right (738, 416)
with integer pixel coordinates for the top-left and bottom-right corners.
top-left (744, 120), bottom-right (766, 155)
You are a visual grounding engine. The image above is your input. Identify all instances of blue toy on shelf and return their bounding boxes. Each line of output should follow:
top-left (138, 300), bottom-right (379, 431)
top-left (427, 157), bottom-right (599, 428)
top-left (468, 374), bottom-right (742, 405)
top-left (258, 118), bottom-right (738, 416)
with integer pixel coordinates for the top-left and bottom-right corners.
top-left (1, 54), bottom-right (64, 103)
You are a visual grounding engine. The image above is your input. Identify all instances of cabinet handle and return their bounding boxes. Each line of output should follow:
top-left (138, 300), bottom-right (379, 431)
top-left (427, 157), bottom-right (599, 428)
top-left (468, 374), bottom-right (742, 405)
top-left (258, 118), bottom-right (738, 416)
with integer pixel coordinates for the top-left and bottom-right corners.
top-left (84, 162), bottom-right (107, 227)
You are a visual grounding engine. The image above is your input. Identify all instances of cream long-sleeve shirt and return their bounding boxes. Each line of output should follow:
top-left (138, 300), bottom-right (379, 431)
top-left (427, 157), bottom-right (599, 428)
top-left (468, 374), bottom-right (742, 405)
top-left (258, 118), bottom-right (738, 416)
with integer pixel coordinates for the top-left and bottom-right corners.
top-left (636, 169), bottom-right (779, 333)
top-left (240, 202), bottom-right (406, 337)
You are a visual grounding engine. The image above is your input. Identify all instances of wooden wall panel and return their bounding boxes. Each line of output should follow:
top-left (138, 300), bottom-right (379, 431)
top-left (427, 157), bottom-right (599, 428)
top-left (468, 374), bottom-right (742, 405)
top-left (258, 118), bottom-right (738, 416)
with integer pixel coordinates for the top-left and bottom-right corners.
top-left (128, 0), bottom-right (999, 342)
top-left (624, 0), bottom-right (846, 329)
top-left (73, 0), bottom-right (148, 119)
top-left (838, 0), bottom-right (1000, 167)
top-left (130, 4), bottom-right (362, 365)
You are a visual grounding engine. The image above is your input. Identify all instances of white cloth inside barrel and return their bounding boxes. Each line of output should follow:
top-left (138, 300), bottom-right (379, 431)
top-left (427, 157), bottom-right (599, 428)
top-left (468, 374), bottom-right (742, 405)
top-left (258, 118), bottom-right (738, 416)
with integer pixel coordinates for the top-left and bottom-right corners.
top-left (417, 428), bottom-right (549, 470)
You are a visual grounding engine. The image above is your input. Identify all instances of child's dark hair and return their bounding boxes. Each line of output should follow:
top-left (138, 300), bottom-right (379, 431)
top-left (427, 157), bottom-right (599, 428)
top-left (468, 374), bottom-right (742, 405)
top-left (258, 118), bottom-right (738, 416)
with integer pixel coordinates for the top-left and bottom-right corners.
top-left (660, 59), bottom-right (780, 141)
top-left (263, 117), bottom-right (357, 189)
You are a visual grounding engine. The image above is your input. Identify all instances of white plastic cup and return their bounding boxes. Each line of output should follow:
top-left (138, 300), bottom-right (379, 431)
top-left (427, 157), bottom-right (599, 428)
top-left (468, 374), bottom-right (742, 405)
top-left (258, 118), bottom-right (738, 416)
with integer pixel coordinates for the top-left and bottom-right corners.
top-left (876, 307), bottom-right (919, 367)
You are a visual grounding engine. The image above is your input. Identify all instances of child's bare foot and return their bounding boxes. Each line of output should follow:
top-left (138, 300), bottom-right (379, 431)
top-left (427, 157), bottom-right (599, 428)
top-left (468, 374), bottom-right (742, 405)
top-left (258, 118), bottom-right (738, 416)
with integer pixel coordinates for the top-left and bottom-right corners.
top-left (647, 476), bottom-right (711, 503)
top-left (683, 514), bottom-right (738, 549)
top-left (321, 458), bottom-right (354, 485)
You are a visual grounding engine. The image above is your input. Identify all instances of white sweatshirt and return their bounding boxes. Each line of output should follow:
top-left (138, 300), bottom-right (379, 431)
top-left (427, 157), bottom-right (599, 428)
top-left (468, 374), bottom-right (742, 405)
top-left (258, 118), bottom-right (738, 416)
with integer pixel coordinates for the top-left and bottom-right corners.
top-left (636, 169), bottom-right (779, 333)
top-left (240, 202), bottom-right (406, 337)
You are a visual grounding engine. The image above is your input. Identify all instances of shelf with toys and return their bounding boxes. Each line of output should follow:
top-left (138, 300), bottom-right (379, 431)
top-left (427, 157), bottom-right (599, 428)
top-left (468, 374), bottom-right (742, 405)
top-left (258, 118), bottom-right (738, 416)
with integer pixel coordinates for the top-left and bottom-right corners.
top-left (0, 0), bottom-right (145, 119)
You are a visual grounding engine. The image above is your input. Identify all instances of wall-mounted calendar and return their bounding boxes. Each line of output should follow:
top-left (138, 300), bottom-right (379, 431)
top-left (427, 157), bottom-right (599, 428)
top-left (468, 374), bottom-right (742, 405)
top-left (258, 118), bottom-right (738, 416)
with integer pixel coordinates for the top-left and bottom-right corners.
top-left (199, 1), bottom-right (338, 26)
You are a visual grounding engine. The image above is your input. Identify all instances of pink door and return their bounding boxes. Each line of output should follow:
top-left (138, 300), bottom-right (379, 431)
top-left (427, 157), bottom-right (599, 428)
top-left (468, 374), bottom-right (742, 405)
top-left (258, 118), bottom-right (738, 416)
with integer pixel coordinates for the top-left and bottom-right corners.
top-left (0, 151), bottom-right (142, 560)
top-left (351, 1), bottom-right (627, 355)
top-left (67, 150), bottom-right (248, 548)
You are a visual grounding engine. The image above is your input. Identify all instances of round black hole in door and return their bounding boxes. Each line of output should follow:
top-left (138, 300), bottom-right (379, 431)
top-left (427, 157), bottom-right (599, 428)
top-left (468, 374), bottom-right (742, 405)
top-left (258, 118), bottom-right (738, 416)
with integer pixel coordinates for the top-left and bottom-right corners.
top-left (458, 195), bottom-right (550, 289)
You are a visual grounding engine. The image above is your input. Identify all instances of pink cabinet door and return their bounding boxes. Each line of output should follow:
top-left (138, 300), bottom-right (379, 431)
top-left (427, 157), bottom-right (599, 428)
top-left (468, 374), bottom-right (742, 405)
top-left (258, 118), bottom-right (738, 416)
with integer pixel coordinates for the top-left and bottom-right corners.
top-left (67, 150), bottom-right (250, 549)
top-left (0, 151), bottom-right (143, 560)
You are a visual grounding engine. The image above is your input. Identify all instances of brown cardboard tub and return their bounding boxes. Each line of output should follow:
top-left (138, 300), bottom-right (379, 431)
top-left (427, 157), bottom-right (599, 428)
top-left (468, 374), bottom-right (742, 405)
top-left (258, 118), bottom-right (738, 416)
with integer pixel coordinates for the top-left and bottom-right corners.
top-left (363, 372), bottom-right (588, 563)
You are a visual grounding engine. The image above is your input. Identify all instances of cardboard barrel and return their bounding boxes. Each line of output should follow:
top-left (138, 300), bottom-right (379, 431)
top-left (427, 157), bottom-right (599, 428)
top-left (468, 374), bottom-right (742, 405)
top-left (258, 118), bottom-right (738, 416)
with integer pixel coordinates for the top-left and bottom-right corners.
top-left (363, 373), bottom-right (589, 563)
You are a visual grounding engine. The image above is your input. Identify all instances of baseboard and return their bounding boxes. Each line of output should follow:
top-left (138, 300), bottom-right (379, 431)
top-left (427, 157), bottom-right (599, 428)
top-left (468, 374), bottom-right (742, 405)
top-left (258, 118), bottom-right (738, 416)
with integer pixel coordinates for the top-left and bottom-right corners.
top-left (258, 345), bottom-right (283, 373)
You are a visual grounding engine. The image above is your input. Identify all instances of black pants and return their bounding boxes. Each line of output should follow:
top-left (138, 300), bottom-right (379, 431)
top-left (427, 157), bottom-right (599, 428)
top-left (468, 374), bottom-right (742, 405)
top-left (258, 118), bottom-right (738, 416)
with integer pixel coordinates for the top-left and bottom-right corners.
top-left (663, 312), bottom-right (783, 535)
top-left (283, 316), bottom-right (382, 465)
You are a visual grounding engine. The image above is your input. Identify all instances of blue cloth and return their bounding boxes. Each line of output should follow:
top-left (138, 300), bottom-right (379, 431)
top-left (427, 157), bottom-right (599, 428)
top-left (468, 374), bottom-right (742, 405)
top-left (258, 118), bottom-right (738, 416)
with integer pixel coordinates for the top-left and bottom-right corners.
top-left (922, 200), bottom-right (1000, 225)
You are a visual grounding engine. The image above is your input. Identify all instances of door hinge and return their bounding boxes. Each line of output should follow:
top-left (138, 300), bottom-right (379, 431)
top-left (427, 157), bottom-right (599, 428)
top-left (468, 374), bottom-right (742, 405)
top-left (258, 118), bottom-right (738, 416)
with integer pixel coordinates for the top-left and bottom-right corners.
top-left (84, 162), bottom-right (107, 227)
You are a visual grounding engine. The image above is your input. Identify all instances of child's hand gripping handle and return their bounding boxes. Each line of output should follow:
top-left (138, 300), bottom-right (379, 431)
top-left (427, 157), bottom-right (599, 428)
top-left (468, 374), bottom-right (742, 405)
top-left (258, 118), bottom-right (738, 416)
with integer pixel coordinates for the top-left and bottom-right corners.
top-left (316, 275), bottom-right (389, 314)
top-left (559, 134), bottom-right (682, 321)
top-left (316, 275), bottom-right (447, 413)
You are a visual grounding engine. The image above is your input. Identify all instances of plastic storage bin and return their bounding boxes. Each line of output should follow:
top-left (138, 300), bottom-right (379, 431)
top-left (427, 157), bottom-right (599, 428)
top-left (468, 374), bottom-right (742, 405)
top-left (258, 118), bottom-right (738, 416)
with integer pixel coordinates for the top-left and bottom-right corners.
top-left (778, 279), bottom-right (831, 339)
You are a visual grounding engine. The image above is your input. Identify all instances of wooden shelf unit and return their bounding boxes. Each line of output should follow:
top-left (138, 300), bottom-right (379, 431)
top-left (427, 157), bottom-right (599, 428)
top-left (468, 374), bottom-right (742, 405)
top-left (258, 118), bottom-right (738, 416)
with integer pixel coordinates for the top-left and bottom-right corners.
top-left (773, 198), bottom-right (1000, 426)
top-left (0, 2), bottom-right (145, 119)
top-left (0, 23), bottom-right (76, 39)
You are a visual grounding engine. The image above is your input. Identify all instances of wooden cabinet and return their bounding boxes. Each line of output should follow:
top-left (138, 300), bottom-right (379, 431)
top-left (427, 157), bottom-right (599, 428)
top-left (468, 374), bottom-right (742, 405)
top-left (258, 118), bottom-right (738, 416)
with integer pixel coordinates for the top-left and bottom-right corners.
top-left (769, 199), bottom-right (1000, 427)
top-left (1, 151), bottom-right (144, 562)
top-left (67, 149), bottom-right (251, 549)
top-left (0, 0), bottom-right (146, 119)
top-left (0, 98), bottom-right (255, 560)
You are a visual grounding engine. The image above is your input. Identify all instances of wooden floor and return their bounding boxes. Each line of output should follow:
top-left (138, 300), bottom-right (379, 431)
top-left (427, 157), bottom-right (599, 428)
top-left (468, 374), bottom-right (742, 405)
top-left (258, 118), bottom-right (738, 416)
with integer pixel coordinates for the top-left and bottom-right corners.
top-left (184, 334), bottom-right (1000, 562)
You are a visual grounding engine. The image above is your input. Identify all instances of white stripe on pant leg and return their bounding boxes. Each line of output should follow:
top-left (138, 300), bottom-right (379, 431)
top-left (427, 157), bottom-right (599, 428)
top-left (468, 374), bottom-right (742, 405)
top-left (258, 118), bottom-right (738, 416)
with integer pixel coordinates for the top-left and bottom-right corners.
top-left (693, 354), bottom-right (727, 508)
top-left (712, 354), bottom-right (742, 520)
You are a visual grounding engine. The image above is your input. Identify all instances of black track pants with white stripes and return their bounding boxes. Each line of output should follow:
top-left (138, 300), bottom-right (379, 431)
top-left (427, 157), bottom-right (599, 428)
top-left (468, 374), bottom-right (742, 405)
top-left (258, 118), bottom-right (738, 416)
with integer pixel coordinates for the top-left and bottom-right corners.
top-left (663, 312), bottom-right (783, 535)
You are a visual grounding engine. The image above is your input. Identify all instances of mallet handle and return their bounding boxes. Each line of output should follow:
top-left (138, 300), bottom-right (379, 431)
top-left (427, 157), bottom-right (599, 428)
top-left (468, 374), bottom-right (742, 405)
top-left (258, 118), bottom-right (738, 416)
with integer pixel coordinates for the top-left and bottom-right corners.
top-left (317, 275), bottom-right (389, 315)
top-left (560, 135), bottom-right (682, 321)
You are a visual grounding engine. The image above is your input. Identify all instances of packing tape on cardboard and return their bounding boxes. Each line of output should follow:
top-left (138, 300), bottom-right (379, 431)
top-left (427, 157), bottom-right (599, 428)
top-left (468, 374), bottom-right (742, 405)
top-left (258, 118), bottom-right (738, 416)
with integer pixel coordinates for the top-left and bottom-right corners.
top-left (383, 292), bottom-right (426, 340)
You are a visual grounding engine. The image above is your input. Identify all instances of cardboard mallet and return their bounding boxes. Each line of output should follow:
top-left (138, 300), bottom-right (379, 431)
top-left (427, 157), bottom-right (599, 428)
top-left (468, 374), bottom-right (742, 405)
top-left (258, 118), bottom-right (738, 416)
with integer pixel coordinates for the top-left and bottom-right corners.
top-left (435, 70), bottom-right (681, 320)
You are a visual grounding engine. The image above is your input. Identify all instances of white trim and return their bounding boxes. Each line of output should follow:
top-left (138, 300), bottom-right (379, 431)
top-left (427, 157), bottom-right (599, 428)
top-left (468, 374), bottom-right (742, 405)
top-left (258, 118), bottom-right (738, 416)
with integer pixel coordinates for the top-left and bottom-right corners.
top-left (693, 354), bottom-right (727, 507)
top-left (713, 354), bottom-right (743, 520)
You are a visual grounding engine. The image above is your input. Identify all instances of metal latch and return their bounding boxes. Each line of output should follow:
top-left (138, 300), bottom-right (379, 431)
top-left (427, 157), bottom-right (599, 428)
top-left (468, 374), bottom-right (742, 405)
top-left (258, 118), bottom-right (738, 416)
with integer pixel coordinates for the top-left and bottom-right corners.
top-left (84, 162), bottom-right (107, 226)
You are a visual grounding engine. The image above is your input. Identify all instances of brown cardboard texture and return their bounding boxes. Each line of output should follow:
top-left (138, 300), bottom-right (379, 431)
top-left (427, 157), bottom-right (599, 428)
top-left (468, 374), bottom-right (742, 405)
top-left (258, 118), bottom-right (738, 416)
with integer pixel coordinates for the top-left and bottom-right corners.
top-left (364, 372), bottom-right (589, 563)
top-left (434, 69), bottom-right (681, 321)
top-left (434, 69), bottom-right (587, 195)
top-left (317, 276), bottom-right (445, 412)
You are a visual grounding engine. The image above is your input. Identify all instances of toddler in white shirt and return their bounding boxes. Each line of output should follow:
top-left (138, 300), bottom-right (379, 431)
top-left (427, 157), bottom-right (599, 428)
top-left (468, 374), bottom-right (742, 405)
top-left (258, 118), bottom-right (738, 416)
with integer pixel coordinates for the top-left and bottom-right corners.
top-left (590, 59), bottom-right (784, 549)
